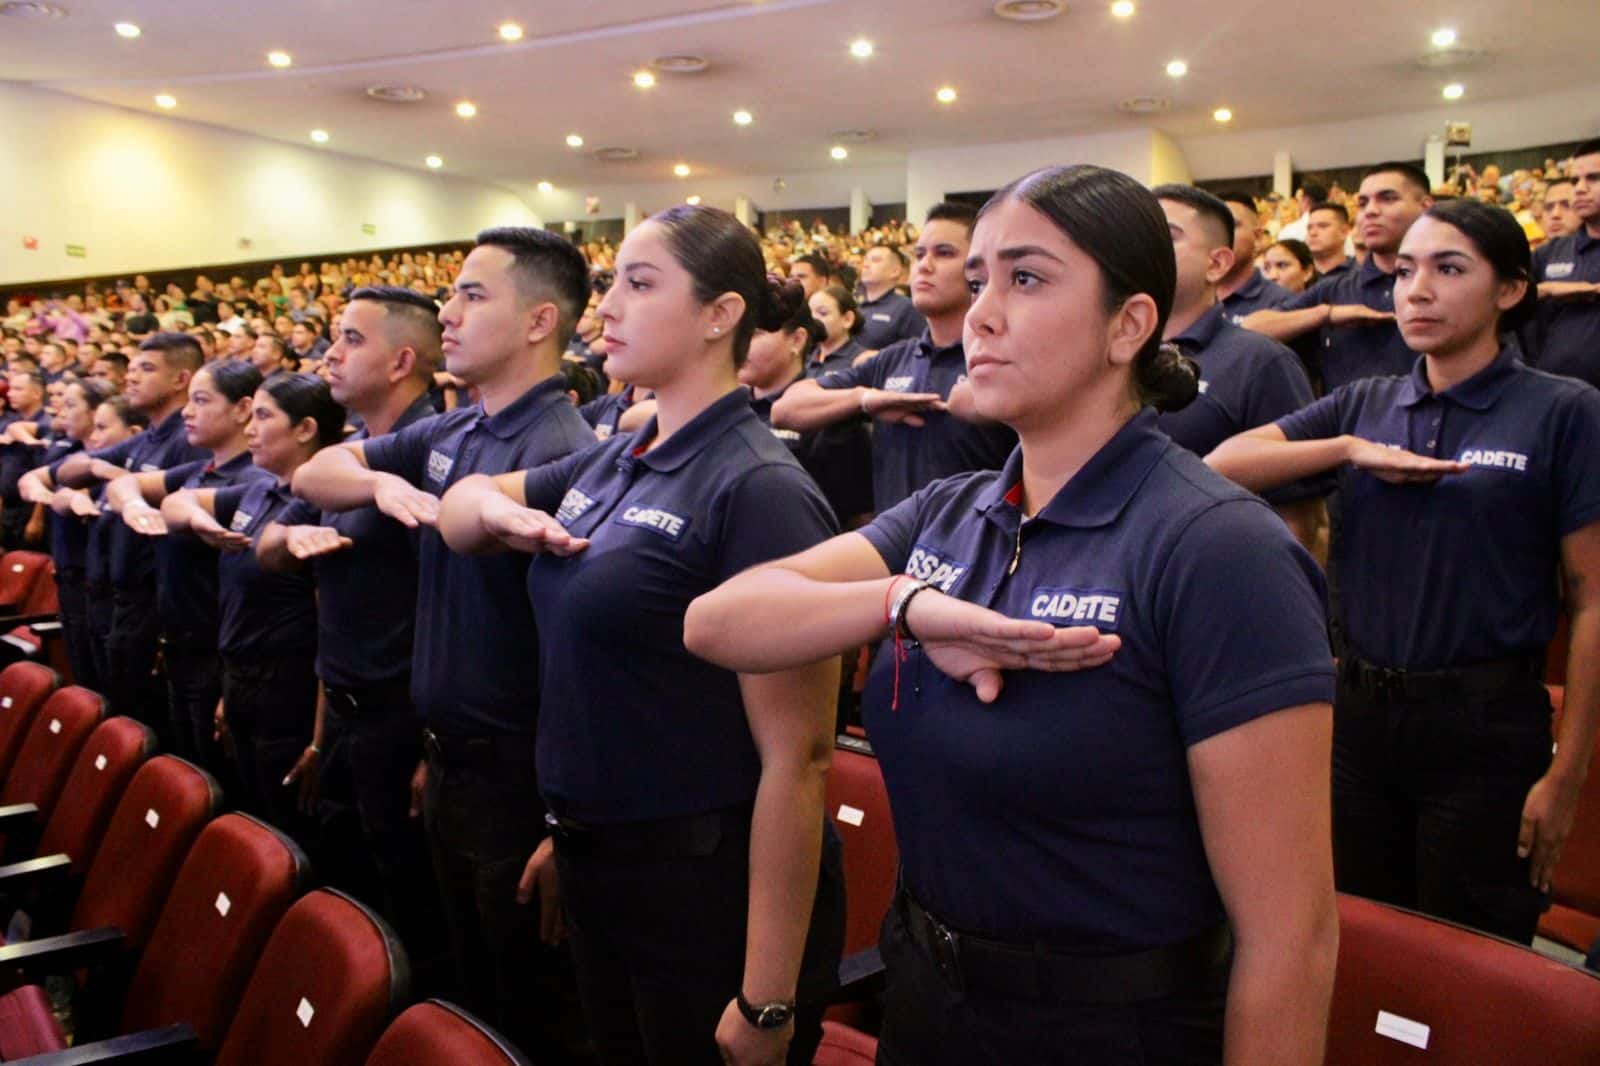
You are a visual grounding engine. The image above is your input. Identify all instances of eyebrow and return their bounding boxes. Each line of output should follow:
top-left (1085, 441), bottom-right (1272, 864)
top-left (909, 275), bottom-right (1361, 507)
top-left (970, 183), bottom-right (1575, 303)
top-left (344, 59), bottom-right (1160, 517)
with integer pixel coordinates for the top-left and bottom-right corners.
top-left (1395, 250), bottom-right (1473, 263)
top-left (965, 245), bottom-right (1066, 270)
top-left (455, 280), bottom-right (486, 293)
top-left (621, 262), bottom-right (660, 274)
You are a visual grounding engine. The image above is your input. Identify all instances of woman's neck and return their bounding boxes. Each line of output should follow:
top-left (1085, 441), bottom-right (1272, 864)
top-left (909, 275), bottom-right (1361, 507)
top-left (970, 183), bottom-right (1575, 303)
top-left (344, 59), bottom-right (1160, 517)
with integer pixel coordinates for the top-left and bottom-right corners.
top-left (749, 362), bottom-right (802, 400)
top-left (210, 437), bottom-right (248, 467)
top-left (269, 449), bottom-right (318, 484)
top-left (1424, 328), bottom-right (1502, 394)
top-left (1013, 386), bottom-right (1140, 516)
top-left (817, 333), bottom-right (850, 357)
top-left (648, 359), bottom-right (741, 449)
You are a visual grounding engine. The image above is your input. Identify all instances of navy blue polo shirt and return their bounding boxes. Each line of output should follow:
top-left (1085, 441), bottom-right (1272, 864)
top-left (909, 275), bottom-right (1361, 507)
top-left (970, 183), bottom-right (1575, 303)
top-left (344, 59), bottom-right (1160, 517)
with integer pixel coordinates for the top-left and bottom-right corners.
top-left (1531, 229), bottom-right (1600, 388)
top-left (1278, 257), bottom-right (1415, 391)
top-left (1318, 257), bottom-right (1357, 283)
top-left (817, 332), bottom-right (1016, 512)
top-left (1220, 269), bottom-right (1291, 325)
top-left (361, 374), bottom-right (596, 734)
top-left (805, 338), bottom-right (865, 380)
top-left (857, 410), bottom-right (1333, 947)
top-left (0, 410), bottom-right (50, 508)
top-left (92, 410), bottom-right (206, 589)
top-left (855, 291), bottom-right (926, 351)
top-left (1160, 304), bottom-right (1326, 505)
top-left (750, 379), bottom-right (872, 524)
top-left (276, 393), bottom-right (434, 688)
top-left (579, 386), bottom-right (639, 442)
top-left (157, 453), bottom-right (270, 644)
top-left (1277, 347), bottom-right (1600, 669)
top-left (522, 387), bottom-right (837, 824)
top-left (43, 439), bottom-right (85, 571)
top-left (214, 479), bottom-right (315, 659)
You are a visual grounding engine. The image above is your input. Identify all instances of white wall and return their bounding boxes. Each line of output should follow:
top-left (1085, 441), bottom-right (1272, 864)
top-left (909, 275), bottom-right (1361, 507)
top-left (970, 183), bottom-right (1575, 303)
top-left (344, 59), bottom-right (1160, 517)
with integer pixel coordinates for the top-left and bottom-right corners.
top-left (905, 130), bottom-right (1191, 222)
top-left (0, 83), bottom-right (540, 286)
top-left (1177, 83), bottom-right (1600, 181)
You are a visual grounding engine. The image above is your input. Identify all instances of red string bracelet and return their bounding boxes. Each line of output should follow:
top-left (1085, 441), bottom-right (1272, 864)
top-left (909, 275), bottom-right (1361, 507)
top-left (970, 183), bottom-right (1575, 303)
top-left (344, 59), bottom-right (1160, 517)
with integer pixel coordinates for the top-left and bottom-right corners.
top-left (884, 576), bottom-right (910, 711)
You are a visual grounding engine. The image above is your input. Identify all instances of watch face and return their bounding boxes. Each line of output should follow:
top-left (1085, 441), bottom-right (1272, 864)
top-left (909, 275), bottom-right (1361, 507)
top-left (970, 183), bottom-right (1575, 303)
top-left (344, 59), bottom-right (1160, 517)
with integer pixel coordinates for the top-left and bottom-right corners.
top-left (756, 1003), bottom-right (793, 1028)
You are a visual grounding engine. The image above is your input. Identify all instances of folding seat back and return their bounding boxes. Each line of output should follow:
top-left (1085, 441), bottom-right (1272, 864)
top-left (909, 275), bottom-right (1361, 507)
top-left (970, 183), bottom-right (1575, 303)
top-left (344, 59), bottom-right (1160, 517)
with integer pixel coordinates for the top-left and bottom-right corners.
top-left (0, 685), bottom-right (104, 815)
top-left (825, 742), bottom-right (899, 956)
top-left (0, 551), bottom-right (51, 611)
top-left (1328, 894), bottom-right (1600, 1065)
top-left (813, 1020), bottom-right (879, 1064)
top-left (36, 716), bottom-right (155, 875)
top-left (18, 560), bottom-right (58, 616)
top-left (365, 1000), bottom-right (531, 1066)
top-left (1540, 684), bottom-right (1600, 953)
top-left (123, 812), bottom-right (309, 1050)
top-left (70, 756), bottom-right (221, 950)
top-left (215, 889), bottom-right (410, 1066)
top-left (0, 662), bottom-right (58, 779)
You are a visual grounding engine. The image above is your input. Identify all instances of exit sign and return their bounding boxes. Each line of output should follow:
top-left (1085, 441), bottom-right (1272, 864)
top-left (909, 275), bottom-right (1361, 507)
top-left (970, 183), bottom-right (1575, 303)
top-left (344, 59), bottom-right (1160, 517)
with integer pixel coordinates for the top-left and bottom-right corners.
top-left (65, 244), bottom-right (86, 258)
top-left (361, 223), bottom-right (377, 235)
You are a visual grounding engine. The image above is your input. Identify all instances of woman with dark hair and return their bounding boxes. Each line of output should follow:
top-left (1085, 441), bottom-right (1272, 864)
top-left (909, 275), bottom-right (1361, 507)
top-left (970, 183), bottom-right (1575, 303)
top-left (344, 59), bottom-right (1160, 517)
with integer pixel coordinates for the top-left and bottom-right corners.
top-left (1210, 198), bottom-right (1600, 945)
top-left (162, 373), bottom-right (345, 835)
top-left (805, 284), bottom-right (866, 377)
top-left (102, 360), bottom-right (268, 767)
top-left (437, 204), bottom-right (845, 1065)
top-left (686, 166), bottom-right (1338, 1065)
top-left (1263, 238), bottom-right (1316, 294)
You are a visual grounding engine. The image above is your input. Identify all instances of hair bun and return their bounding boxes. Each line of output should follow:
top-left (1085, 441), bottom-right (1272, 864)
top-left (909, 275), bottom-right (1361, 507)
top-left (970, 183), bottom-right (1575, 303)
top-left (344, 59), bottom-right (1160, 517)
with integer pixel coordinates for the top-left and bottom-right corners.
top-left (756, 275), bottom-right (805, 333)
top-left (1139, 342), bottom-right (1200, 414)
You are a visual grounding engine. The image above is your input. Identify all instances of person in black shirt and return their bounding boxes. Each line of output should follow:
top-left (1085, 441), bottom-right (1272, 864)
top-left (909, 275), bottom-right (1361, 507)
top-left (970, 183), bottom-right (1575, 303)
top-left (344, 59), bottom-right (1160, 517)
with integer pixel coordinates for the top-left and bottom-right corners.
top-left (0, 369), bottom-right (51, 548)
top-left (122, 293), bottom-right (160, 338)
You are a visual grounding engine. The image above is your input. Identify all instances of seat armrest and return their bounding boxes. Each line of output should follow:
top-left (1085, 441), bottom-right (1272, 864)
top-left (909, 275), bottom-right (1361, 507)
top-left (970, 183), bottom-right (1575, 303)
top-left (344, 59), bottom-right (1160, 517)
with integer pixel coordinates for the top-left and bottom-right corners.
top-left (0, 925), bottom-right (126, 982)
top-left (13, 1023), bottom-right (200, 1064)
top-left (0, 852), bottom-right (72, 896)
top-left (7, 612), bottom-right (62, 630)
top-left (0, 802), bottom-right (40, 829)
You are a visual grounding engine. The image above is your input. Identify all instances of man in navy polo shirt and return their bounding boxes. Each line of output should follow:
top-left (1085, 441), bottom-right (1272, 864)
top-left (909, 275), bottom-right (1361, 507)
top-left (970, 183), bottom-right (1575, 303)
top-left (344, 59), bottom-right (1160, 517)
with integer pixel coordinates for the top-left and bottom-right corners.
top-left (1243, 162), bottom-right (1433, 391)
top-left (774, 202), bottom-right (1015, 513)
top-left (855, 243), bottom-right (925, 350)
top-left (291, 229), bottom-right (594, 1060)
top-left (258, 285), bottom-right (449, 997)
top-left (1217, 195), bottom-right (1292, 323)
top-left (1530, 139), bottom-right (1600, 387)
top-left (0, 369), bottom-right (51, 548)
top-left (1305, 202), bottom-right (1357, 280)
top-left (58, 332), bottom-right (206, 743)
top-left (1153, 185), bottom-right (1327, 556)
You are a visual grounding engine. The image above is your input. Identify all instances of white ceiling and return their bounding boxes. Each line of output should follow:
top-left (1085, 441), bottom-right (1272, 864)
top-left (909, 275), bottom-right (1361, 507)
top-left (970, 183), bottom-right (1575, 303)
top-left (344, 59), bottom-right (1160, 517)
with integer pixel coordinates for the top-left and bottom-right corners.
top-left (4, 0), bottom-right (1595, 191)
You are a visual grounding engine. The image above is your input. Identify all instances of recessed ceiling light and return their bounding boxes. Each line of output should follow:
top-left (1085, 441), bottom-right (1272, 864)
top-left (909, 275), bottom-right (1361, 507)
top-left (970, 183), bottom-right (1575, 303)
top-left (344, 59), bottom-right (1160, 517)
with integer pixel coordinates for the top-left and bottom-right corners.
top-left (849, 38), bottom-right (873, 59)
top-left (650, 54), bottom-right (709, 74)
top-left (1110, 0), bottom-right (1135, 17)
top-left (992, 0), bottom-right (1066, 20)
top-left (830, 145), bottom-right (849, 161)
top-left (1213, 107), bottom-right (1232, 123)
top-left (267, 51), bottom-right (292, 68)
top-left (310, 129), bottom-right (329, 143)
top-left (733, 109), bottom-right (753, 126)
top-left (154, 93), bottom-right (176, 109)
top-left (632, 70), bottom-right (656, 89)
top-left (498, 22), bottom-right (523, 41)
top-left (686, 195), bottom-right (702, 206)
top-left (1442, 82), bottom-right (1464, 100)
top-left (673, 163), bottom-right (691, 177)
top-left (114, 21), bottom-right (140, 38)
top-left (1431, 27), bottom-right (1457, 48)
top-left (565, 133), bottom-right (584, 148)
top-left (1166, 59), bottom-right (1187, 78)
top-left (536, 180), bottom-right (554, 193)
top-left (425, 155), bottom-right (443, 169)
top-left (935, 86), bottom-right (958, 104)
top-left (366, 84), bottom-right (426, 102)
top-left (455, 101), bottom-right (477, 118)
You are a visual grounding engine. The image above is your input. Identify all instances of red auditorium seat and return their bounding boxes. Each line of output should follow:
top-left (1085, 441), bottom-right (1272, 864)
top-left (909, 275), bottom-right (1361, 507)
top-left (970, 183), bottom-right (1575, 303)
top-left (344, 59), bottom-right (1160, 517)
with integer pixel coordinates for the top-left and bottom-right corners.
top-left (0, 812), bottom-right (307, 1059)
top-left (1328, 894), bottom-right (1600, 1065)
top-left (813, 1020), bottom-right (879, 1064)
top-left (0, 551), bottom-right (51, 615)
top-left (0, 662), bottom-right (58, 780)
top-left (1539, 684), bottom-right (1600, 956)
top-left (213, 889), bottom-right (410, 1066)
top-left (365, 1000), bottom-right (532, 1066)
top-left (826, 739), bottom-right (899, 961)
top-left (0, 686), bottom-right (104, 856)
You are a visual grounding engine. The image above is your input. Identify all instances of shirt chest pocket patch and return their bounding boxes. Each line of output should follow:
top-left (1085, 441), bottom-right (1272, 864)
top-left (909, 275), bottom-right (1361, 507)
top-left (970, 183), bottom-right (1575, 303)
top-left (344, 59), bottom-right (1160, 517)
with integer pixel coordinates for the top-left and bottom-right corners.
top-left (883, 376), bottom-right (914, 393)
top-left (230, 511), bottom-right (253, 533)
top-left (1546, 261), bottom-right (1575, 280)
top-left (425, 449), bottom-right (454, 487)
top-left (904, 543), bottom-right (969, 594)
top-left (1028, 586), bottom-right (1123, 630)
top-left (555, 488), bottom-right (600, 526)
top-left (616, 505), bottom-right (690, 542)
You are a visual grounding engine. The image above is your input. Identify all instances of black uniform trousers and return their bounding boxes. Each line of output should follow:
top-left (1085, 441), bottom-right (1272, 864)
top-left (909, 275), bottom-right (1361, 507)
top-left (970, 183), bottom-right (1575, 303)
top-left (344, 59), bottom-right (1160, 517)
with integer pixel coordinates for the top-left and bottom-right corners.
top-left (553, 807), bottom-right (845, 1066)
top-left (85, 581), bottom-right (114, 692)
top-left (106, 583), bottom-right (165, 743)
top-left (421, 731), bottom-right (589, 1063)
top-left (221, 651), bottom-right (318, 840)
top-left (1332, 667), bottom-right (1552, 944)
top-left (162, 633), bottom-right (222, 766)
top-left (55, 569), bottom-right (98, 691)
top-left (875, 895), bottom-right (1227, 1066)
top-left (320, 686), bottom-right (450, 997)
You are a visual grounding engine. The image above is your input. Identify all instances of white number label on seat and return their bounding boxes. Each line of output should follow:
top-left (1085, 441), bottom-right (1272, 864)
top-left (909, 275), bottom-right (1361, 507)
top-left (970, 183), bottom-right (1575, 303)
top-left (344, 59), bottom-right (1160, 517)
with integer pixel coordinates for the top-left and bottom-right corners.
top-left (145, 808), bottom-right (160, 828)
top-left (1375, 1010), bottom-right (1430, 1049)
top-left (297, 998), bottom-right (315, 1027)
top-left (836, 804), bottom-right (865, 827)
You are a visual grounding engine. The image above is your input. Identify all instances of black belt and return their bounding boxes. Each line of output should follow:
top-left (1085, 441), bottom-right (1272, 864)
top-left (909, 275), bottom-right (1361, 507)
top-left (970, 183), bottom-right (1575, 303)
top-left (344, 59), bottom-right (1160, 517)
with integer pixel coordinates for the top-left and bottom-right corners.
top-left (900, 891), bottom-right (1231, 1006)
top-left (1342, 653), bottom-right (1542, 703)
top-left (325, 679), bottom-right (412, 718)
top-left (421, 727), bottom-right (534, 768)
top-left (546, 802), bottom-right (751, 863)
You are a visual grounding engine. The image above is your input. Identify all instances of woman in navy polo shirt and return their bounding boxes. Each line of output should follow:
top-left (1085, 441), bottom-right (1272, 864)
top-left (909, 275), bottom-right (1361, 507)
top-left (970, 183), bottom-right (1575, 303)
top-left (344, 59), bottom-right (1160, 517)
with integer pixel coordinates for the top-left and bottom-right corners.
top-left (438, 205), bottom-right (845, 1066)
top-left (1209, 198), bottom-right (1600, 944)
top-left (163, 373), bottom-right (345, 836)
top-left (805, 285), bottom-right (867, 377)
top-left (685, 166), bottom-right (1338, 1065)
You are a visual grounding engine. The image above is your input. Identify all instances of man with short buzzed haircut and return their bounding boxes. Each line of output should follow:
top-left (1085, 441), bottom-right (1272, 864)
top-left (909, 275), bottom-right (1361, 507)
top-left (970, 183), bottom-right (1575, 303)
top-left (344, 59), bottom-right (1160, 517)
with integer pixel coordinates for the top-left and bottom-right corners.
top-left (855, 243), bottom-right (925, 350)
top-left (1542, 178), bottom-right (1579, 241)
top-left (789, 253), bottom-right (833, 300)
top-left (1305, 202), bottom-right (1356, 279)
top-left (1531, 140), bottom-right (1600, 387)
top-left (259, 285), bottom-right (450, 998)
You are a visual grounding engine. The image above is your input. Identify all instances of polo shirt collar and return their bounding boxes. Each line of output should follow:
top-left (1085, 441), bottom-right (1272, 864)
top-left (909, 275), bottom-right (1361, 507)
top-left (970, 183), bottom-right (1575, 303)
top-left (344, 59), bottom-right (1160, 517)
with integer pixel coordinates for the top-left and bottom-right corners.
top-left (211, 451), bottom-right (254, 477)
top-left (1576, 228), bottom-right (1599, 256)
top-left (1358, 255), bottom-right (1394, 290)
top-left (975, 409), bottom-right (1168, 529)
top-left (623, 386), bottom-right (752, 474)
top-left (1397, 345), bottom-right (1519, 411)
top-left (1170, 303), bottom-right (1226, 355)
top-left (915, 330), bottom-right (963, 362)
top-left (476, 373), bottom-right (570, 441)
top-left (149, 409), bottom-right (186, 441)
top-left (1227, 270), bottom-right (1266, 303)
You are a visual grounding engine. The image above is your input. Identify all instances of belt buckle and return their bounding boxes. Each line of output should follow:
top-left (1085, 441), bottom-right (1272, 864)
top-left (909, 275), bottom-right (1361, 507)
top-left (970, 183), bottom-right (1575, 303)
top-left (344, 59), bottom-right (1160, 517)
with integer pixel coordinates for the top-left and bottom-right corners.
top-left (920, 909), bottom-right (964, 994)
top-left (422, 728), bottom-right (443, 763)
top-left (543, 811), bottom-right (587, 846)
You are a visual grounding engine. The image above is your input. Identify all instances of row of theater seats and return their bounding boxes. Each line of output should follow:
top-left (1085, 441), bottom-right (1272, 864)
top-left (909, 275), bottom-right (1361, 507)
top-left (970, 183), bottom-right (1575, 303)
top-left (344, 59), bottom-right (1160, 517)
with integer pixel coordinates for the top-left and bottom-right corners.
top-left (0, 660), bottom-right (878, 1063)
top-left (823, 723), bottom-right (1600, 1063)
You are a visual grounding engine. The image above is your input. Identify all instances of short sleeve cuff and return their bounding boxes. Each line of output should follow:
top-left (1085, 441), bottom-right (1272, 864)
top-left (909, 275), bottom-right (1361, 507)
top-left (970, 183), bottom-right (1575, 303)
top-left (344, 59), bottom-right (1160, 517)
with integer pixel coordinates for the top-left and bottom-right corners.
top-left (1178, 666), bottom-right (1335, 747)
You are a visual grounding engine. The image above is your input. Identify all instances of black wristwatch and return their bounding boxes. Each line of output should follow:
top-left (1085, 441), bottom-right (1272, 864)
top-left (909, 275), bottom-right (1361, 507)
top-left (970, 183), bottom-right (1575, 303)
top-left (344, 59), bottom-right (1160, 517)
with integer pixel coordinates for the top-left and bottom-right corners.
top-left (735, 991), bottom-right (795, 1030)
